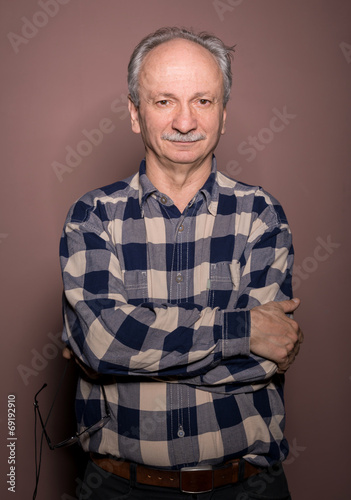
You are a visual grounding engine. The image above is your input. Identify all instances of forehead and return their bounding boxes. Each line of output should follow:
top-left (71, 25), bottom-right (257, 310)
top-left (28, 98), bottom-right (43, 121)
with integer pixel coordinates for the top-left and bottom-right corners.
top-left (139, 39), bottom-right (223, 95)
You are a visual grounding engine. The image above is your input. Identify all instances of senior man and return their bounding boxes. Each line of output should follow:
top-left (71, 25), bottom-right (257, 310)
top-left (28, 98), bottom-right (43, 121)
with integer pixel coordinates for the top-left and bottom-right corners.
top-left (61, 27), bottom-right (303, 499)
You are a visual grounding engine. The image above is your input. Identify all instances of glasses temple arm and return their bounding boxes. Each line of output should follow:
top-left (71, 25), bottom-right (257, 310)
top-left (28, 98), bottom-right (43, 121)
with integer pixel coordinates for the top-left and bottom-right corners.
top-left (34, 384), bottom-right (54, 450)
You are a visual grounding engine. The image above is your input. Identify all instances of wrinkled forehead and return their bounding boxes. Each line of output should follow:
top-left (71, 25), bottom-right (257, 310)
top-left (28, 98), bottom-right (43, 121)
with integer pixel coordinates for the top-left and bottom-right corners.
top-left (139, 39), bottom-right (223, 95)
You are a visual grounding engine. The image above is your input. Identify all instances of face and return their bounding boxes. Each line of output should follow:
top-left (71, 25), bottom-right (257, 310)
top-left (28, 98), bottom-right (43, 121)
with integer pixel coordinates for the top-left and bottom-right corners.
top-left (128, 39), bottom-right (227, 171)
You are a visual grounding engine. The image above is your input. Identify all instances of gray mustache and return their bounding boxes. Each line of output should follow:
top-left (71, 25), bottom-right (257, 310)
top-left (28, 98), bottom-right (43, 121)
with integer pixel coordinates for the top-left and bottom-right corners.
top-left (161, 132), bottom-right (206, 142)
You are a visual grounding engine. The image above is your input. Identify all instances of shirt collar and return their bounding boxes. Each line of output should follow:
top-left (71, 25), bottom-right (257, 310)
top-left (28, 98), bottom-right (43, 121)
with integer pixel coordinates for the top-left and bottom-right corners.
top-left (138, 159), bottom-right (157, 210)
top-left (138, 156), bottom-right (219, 217)
top-left (199, 155), bottom-right (219, 216)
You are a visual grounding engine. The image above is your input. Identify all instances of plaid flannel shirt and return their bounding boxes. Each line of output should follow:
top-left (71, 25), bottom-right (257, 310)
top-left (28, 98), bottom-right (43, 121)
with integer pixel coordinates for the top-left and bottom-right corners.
top-left (60, 157), bottom-right (293, 469)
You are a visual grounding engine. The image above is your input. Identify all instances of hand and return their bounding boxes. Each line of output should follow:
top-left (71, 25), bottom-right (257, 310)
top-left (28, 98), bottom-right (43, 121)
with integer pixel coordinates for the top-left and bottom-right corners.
top-left (62, 347), bottom-right (101, 380)
top-left (250, 298), bottom-right (304, 373)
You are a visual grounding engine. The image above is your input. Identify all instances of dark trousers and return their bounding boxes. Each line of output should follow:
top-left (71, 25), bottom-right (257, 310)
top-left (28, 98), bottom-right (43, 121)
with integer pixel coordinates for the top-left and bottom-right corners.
top-left (78, 459), bottom-right (292, 500)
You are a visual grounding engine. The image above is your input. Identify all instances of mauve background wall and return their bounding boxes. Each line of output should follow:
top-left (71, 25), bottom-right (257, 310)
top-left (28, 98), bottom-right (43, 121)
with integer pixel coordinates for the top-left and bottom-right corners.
top-left (1, 0), bottom-right (350, 498)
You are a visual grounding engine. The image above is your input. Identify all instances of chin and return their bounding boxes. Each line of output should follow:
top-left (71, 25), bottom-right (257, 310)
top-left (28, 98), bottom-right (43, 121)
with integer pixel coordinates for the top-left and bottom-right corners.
top-left (168, 153), bottom-right (203, 165)
top-left (164, 147), bottom-right (206, 164)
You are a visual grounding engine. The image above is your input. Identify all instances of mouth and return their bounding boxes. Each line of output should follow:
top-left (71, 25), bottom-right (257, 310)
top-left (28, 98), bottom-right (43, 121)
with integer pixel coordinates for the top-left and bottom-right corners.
top-left (171, 140), bottom-right (197, 145)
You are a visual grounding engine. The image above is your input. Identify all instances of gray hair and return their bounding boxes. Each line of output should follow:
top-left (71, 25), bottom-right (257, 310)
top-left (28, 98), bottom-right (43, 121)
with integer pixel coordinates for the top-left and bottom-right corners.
top-left (128, 26), bottom-right (235, 108)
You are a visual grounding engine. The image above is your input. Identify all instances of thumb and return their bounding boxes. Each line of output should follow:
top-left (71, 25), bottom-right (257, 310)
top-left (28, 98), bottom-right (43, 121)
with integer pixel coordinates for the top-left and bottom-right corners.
top-left (62, 346), bottom-right (73, 360)
top-left (279, 298), bottom-right (301, 314)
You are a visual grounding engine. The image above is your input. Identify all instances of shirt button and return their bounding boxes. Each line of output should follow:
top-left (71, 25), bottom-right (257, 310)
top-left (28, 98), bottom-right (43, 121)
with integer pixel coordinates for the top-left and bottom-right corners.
top-left (160, 196), bottom-right (168, 204)
top-left (177, 426), bottom-right (185, 438)
top-left (178, 224), bottom-right (184, 232)
top-left (176, 274), bottom-right (183, 283)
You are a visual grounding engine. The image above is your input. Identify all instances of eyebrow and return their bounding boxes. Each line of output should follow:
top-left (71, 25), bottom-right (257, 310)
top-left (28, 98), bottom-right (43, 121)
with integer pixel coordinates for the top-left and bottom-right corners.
top-left (152, 91), bottom-right (217, 100)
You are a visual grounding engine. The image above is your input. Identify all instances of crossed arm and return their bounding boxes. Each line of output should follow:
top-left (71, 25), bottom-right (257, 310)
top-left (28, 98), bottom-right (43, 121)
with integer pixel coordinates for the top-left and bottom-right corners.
top-left (63, 299), bottom-right (303, 378)
top-left (60, 206), bottom-right (303, 383)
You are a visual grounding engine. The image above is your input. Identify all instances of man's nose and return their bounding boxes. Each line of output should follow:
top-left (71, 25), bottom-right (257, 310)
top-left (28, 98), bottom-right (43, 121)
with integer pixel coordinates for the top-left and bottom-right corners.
top-left (172, 104), bottom-right (197, 134)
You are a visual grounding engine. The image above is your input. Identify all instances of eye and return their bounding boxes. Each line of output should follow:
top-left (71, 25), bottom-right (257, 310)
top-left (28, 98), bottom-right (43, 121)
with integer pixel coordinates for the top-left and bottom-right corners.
top-left (157, 100), bottom-right (169, 106)
top-left (198, 99), bottom-right (211, 106)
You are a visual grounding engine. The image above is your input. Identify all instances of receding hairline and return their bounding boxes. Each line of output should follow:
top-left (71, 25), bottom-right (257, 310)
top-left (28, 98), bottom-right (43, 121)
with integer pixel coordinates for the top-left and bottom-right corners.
top-left (140, 37), bottom-right (224, 70)
top-left (138, 38), bottom-right (224, 94)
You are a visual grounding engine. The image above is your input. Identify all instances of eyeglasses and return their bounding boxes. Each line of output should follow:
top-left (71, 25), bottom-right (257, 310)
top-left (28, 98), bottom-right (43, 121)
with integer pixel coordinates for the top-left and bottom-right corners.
top-left (32, 359), bottom-right (111, 499)
top-left (34, 381), bottom-right (111, 449)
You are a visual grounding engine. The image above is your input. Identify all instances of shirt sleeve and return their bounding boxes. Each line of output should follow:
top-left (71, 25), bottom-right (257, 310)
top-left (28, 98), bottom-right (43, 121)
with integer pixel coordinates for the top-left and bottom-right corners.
top-left (178, 218), bottom-right (294, 394)
top-left (60, 204), bottom-right (250, 378)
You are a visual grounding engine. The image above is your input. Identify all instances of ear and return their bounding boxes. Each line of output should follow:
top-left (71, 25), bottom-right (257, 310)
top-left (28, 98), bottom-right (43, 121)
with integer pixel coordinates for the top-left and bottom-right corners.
top-left (128, 95), bottom-right (141, 134)
top-left (221, 107), bottom-right (227, 135)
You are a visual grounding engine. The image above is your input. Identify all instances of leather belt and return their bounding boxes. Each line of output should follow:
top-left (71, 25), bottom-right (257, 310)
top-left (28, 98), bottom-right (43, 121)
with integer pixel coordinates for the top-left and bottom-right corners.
top-left (90, 453), bottom-right (261, 494)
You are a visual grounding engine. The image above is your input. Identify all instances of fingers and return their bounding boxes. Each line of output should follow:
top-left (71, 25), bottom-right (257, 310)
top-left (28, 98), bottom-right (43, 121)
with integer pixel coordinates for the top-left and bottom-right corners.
top-left (75, 358), bottom-right (101, 380)
top-left (276, 326), bottom-right (304, 373)
top-left (250, 299), bottom-right (303, 370)
top-left (62, 346), bottom-right (73, 360)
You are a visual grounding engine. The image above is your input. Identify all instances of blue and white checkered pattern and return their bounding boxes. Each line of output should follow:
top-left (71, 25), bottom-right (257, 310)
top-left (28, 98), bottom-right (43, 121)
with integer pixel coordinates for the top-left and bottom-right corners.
top-left (60, 157), bottom-right (293, 469)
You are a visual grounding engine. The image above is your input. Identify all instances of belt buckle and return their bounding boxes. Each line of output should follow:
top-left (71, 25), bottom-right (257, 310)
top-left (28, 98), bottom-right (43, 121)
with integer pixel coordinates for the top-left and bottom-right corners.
top-left (180, 465), bottom-right (213, 494)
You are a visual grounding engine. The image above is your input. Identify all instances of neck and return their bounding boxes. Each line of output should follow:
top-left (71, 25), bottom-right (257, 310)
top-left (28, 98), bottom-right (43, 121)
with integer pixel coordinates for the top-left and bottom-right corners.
top-left (146, 157), bottom-right (212, 213)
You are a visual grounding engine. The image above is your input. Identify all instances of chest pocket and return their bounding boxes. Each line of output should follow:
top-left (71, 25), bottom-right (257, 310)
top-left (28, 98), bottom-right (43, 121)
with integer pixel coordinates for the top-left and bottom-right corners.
top-left (207, 261), bottom-right (240, 309)
top-left (123, 270), bottom-right (148, 305)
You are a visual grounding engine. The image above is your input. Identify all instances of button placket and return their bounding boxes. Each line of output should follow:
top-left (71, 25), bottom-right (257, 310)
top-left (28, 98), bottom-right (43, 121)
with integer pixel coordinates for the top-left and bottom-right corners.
top-left (175, 218), bottom-right (185, 289)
